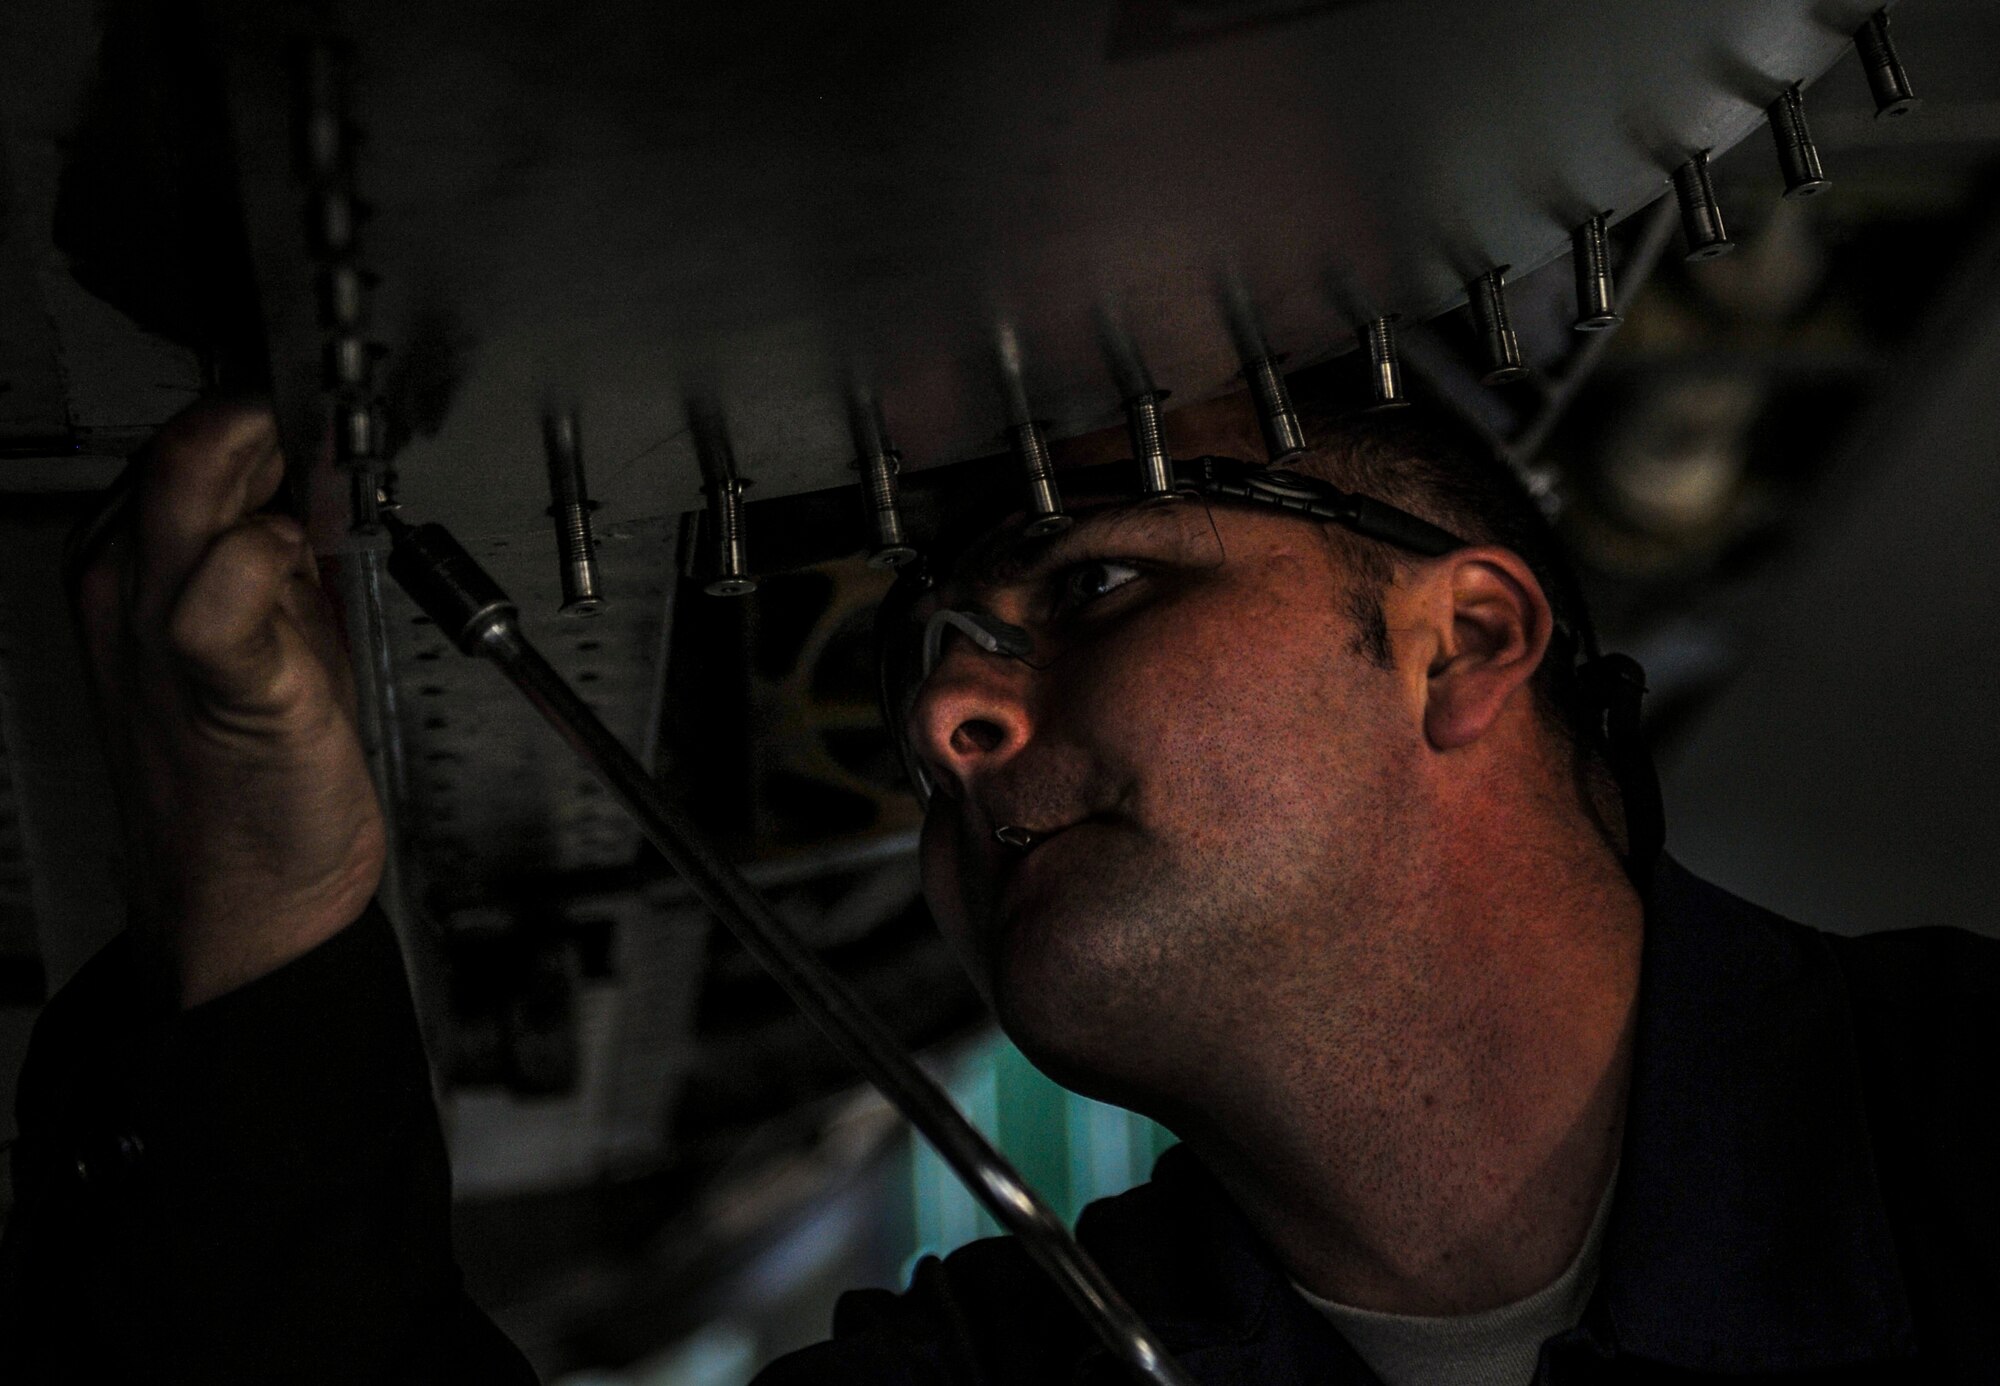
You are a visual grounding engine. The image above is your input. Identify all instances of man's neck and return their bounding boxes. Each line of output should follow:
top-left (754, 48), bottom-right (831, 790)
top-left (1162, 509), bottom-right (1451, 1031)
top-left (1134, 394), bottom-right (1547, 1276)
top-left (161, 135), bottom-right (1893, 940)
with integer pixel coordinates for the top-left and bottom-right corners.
top-left (1169, 828), bottom-right (1643, 1317)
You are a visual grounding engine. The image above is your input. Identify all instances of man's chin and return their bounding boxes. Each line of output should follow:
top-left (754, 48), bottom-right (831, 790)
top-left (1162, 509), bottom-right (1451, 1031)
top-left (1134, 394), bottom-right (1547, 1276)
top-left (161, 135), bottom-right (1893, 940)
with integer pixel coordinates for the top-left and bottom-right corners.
top-left (984, 848), bottom-right (1175, 1077)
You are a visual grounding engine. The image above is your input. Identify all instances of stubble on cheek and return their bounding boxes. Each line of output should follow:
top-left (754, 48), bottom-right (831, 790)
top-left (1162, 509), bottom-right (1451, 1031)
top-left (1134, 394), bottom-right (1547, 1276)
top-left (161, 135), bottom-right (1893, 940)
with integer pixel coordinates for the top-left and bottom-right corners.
top-left (916, 543), bottom-right (1410, 1079)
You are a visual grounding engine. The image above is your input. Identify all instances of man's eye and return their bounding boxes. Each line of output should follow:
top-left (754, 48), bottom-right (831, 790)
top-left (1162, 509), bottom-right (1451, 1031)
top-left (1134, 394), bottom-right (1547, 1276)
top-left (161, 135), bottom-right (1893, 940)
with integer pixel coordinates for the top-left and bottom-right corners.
top-left (1055, 559), bottom-right (1142, 611)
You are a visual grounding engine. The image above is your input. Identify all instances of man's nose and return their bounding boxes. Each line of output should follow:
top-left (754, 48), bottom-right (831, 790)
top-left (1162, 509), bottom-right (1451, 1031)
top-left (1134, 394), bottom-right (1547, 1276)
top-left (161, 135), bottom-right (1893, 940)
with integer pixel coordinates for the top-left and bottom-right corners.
top-left (906, 639), bottom-right (1036, 800)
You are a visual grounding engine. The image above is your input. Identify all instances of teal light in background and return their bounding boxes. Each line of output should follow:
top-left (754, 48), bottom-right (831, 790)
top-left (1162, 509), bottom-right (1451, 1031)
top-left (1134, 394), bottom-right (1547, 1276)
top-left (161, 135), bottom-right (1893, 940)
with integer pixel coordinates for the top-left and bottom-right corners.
top-left (903, 1032), bottom-right (1176, 1275)
top-left (554, 1031), bottom-right (1176, 1386)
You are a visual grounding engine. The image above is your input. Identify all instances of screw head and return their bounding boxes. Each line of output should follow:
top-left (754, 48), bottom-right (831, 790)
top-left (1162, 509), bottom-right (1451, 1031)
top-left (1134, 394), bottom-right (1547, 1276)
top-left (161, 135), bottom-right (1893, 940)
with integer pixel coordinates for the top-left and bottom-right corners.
top-left (705, 576), bottom-right (758, 597)
top-left (867, 545), bottom-right (920, 570)
top-left (1022, 514), bottom-right (1073, 538)
top-left (1574, 311), bottom-right (1623, 332)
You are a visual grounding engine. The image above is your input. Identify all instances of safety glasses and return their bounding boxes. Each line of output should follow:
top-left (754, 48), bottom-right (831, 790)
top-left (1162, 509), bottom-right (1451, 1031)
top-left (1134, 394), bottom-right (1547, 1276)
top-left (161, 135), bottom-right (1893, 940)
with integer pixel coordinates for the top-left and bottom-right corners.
top-left (876, 455), bottom-right (1467, 806)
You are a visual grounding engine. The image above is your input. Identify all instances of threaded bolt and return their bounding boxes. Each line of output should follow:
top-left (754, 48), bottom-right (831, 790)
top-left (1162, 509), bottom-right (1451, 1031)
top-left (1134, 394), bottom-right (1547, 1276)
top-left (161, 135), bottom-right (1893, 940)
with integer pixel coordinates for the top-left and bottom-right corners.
top-left (1359, 317), bottom-right (1411, 409)
top-left (1008, 422), bottom-right (1071, 536)
top-left (1672, 152), bottom-right (1734, 262)
top-left (855, 448), bottom-right (917, 568)
top-left (1244, 356), bottom-right (1306, 461)
top-left (543, 410), bottom-right (603, 615)
top-left (325, 333), bottom-right (377, 390)
top-left (335, 396), bottom-right (379, 466)
top-left (1468, 269), bottom-right (1528, 385)
top-left (1571, 215), bottom-right (1622, 331)
top-left (1125, 392), bottom-right (1175, 497)
top-left (318, 262), bottom-right (368, 329)
top-left (1854, 10), bottom-right (1919, 120)
top-left (704, 476), bottom-right (756, 596)
top-left (1768, 85), bottom-right (1831, 198)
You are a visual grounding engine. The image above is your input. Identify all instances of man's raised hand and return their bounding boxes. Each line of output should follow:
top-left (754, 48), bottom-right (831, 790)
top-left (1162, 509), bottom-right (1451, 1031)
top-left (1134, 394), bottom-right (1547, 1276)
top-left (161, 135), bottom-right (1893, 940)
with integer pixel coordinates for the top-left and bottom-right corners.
top-left (71, 400), bottom-right (386, 1007)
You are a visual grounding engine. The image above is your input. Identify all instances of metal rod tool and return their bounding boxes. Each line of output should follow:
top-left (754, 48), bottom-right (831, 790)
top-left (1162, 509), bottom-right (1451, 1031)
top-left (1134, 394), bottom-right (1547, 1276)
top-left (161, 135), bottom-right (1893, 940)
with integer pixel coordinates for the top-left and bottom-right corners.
top-left (381, 513), bottom-right (1195, 1386)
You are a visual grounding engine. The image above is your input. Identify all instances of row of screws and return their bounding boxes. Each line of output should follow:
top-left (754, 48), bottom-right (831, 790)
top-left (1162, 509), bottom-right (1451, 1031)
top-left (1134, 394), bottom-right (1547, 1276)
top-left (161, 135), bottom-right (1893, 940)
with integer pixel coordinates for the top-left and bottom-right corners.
top-left (298, 41), bottom-right (387, 514)
top-left (672, 9), bottom-right (1922, 598)
top-left (1671, 9), bottom-right (1917, 264)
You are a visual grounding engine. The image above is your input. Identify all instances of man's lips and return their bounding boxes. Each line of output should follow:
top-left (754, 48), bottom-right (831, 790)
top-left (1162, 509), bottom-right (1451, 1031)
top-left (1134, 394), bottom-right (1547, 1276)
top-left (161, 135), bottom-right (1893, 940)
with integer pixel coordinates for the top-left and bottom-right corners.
top-left (994, 823), bottom-right (1059, 853)
top-left (986, 814), bottom-right (1104, 894)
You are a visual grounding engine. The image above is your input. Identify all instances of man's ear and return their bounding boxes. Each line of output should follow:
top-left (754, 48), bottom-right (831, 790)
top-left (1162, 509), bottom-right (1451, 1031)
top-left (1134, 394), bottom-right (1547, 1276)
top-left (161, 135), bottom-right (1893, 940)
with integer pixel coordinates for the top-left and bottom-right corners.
top-left (1416, 547), bottom-right (1554, 752)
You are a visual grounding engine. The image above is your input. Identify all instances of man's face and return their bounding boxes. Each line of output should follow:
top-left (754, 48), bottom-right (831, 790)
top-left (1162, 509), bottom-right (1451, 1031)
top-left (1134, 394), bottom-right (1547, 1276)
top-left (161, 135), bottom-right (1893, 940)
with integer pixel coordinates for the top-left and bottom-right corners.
top-left (902, 488), bottom-right (1426, 1099)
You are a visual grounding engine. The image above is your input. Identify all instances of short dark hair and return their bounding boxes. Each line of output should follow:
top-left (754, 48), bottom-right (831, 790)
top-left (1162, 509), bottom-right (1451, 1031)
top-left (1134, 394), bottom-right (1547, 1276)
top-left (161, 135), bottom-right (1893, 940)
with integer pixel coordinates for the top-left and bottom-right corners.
top-left (1284, 403), bottom-right (1602, 765)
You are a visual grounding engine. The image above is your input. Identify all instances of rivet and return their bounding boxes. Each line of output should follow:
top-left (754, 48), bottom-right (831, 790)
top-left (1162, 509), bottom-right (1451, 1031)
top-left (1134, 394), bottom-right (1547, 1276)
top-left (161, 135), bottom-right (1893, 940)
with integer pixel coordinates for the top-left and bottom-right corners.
top-left (1570, 215), bottom-right (1622, 331)
top-left (1467, 269), bottom-right (1528, 385)
top-left (1854, 10), bottom-right (1919, 120)
top-left (1671, 151), bottom-right (1734, 262)
top-left (1768, 85), bottom-right (1831, 198)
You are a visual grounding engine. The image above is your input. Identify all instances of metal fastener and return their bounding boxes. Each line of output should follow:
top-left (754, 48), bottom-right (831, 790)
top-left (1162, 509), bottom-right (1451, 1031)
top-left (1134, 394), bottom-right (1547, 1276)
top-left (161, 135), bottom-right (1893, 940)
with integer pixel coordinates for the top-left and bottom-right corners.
top-left (690, 402), bottom-right (758, 596)
top-left (350, 466), bottom-right (387, 533)
top-left (318, 262), bottom-right (368, 329)
top-left (1124, 391), bottom-right (1176, 497)
top-left (298, 40), bottom-right (351, 182)
top-left (324, 333), bottom-right (376, 390)
top-left (855, 447), bottom-right (918, 568)
top-left (1571, 215), bottom-right (1622, 331)
top-left (1008, 422), bottom-right (1071, 536)
top-left (1468, 269), bottom-right (1528, 385)
top-left (1244, 356), bottom-right (1307, 460)
top-left (703, 476), bottom-right (757, 596)
top-left (1359, 317), bottom-right (1411, 409)
top-left (543, 410), bottom-right (604, 615)
top-left (1768, 85), bottom-right (1831, 198)
top-left (1671, 152), bottom-right (1734, 262)
top-left (1854, 10), bottom-right (1919, 120)
top-left (315, 190), bottom-right (365, 255)
top-left (335, 396), bottom-right (379, 467)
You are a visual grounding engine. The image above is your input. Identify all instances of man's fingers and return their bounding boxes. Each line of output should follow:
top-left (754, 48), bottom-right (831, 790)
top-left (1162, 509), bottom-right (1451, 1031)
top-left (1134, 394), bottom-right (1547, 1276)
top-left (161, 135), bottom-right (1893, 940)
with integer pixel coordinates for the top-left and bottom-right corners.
top-left (168, 513), bottom-right (321, 715)
top-left (134, 400), bottom-right (287, 630)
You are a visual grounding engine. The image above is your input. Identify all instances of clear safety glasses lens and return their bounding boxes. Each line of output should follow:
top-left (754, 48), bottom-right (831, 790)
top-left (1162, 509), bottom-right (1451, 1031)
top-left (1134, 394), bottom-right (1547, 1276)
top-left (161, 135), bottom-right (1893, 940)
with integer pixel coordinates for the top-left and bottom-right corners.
top-left (880, 493), bottom-right (1227, 804)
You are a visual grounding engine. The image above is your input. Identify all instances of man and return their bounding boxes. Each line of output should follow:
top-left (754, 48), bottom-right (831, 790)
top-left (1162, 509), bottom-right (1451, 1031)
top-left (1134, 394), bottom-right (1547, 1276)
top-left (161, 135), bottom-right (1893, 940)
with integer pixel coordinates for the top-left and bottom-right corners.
top-left (3, 392), bottom-right (1996, 1383)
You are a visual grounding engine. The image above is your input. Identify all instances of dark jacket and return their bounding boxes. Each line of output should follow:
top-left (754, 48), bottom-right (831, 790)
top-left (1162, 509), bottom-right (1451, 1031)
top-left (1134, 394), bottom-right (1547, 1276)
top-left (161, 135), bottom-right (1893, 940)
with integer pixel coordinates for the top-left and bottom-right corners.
top-left (4, 857), bottom-right (1997, 1383)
